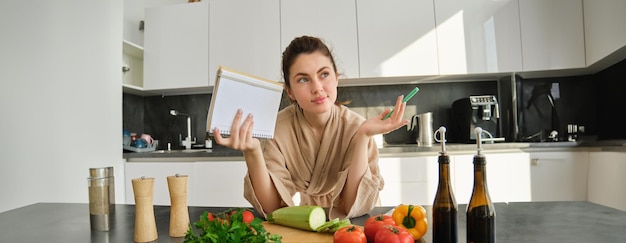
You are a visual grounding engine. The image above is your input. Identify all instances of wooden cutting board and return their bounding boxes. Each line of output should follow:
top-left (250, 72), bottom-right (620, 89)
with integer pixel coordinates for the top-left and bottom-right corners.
top-left (262, 222), bottom-right (333, 243)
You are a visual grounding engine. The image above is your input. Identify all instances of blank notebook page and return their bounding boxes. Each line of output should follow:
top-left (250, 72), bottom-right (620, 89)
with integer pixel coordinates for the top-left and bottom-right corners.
top-left (207, 66), bottom-right (283, 139)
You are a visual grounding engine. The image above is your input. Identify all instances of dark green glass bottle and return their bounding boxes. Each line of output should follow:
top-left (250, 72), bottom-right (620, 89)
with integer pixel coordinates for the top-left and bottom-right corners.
top-left (432, 126), bottom-right (458, 243)
top-left (466, 127), bottom-right (496, 243)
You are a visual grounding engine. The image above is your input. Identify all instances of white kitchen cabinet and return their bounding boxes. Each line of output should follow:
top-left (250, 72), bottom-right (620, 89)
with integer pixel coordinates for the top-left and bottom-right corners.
top-left (583, 0), bottom-right (626, 66)
top-left (208, 0), bottom-right (281, 82)
top-left (587, 151), bottom-right (626, 211)
top-left (453, 152), bottom-right (531, 204)
top-left (123, 0), bottom-right (145, 47)
top-left (195, 161), bottom-right (250, 207)
top-left (519, 0), bottom-right (585, 71)
top-left (356, 0), bottom-right (439, 78)
top-left (122, 41), bottom-right (144, 89)
top-left (143, 2), bottom-right (210, 92)
top-left (529, 151), bottom-right (589, 201)
top-left (433, 0), bottom-right (523, 75)
top-left (124, 162), bottom-right (197, 206)
top-left (378, 156), bottom-right (439, 206)
top-left (280, 0), bottom-right (360, 79)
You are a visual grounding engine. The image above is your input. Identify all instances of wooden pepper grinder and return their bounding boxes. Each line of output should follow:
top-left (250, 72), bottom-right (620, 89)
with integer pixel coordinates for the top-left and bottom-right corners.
top-left (132, 177), bottom-right (158, 243)
top-left (167, 174), bottom-right (190, 237)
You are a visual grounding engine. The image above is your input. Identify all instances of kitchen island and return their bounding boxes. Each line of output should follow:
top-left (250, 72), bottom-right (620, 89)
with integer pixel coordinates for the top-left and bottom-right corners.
top-left (1, 201), bottom-right (624, 242)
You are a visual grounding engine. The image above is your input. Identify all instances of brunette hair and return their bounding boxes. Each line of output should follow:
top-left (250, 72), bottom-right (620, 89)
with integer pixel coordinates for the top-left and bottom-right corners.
top-left (281, 36), bottom-right (349, 105)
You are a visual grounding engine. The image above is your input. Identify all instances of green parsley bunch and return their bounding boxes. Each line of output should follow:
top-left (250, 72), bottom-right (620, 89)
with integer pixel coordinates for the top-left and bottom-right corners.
top-left (184, 208), bottom-right (282, 243)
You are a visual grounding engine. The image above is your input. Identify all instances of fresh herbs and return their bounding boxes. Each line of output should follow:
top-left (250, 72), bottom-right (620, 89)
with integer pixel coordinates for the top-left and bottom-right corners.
top-left (184, 208), bottom-right (282, 243)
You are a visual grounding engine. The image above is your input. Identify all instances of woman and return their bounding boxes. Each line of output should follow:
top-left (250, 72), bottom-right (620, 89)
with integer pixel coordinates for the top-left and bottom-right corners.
top-left (213, 36), bottom-right (408, 219)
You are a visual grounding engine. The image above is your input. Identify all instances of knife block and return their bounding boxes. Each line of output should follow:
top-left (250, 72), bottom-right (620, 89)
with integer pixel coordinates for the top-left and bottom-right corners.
top-left (132, 177), bottom-right (158, 243)
top-left (167, 175), bottom-right (190, 237)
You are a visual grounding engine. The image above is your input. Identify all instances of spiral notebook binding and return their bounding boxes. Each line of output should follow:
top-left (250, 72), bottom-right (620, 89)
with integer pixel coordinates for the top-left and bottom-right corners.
top-left (218, 130), bottom-right (274, 139)
top-left (254, 133), bottom-right (273, 139)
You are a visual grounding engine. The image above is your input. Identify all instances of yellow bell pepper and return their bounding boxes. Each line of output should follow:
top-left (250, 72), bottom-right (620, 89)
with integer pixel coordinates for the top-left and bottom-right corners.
top-left (391, 204), bottom-right (428, 240)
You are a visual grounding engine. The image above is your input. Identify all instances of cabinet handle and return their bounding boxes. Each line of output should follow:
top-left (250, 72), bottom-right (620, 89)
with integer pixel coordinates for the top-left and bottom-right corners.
top-left (531, 158), bottom-right (539, 166)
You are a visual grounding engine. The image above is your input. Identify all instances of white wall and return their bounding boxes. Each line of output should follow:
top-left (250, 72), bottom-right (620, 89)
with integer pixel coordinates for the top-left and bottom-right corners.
top-left (0, 0), bottom-right (124, 213)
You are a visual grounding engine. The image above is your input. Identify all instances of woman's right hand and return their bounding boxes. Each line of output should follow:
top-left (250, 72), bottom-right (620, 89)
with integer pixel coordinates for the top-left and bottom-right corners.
top-left (212, 109), bottom-right (261, 152)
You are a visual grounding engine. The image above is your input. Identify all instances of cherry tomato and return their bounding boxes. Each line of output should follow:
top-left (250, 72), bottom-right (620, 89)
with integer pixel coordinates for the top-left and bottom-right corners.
top-left (242, 210), bottom-right (255, 224)
top-left (364, 214), bottom-right (396, 243)
top-left (374, 225), bottom-right (414, 243)
top-left (334, 225), bottom-right (367, 243)
top-left (207, 212), bottom-right (216, 221)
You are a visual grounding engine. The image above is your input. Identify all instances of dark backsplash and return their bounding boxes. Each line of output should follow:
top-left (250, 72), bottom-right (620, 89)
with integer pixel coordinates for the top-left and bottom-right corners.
top-left (515, 57), bottom-right (626, 141)
top-left (123, 58), bottom-right (625, 148)
top-left (594, 57), bottom-right (626, 140)
top-left (123, 93), bottom-right (212, 150)
top-left (123, 82), bottom-right (498, 149)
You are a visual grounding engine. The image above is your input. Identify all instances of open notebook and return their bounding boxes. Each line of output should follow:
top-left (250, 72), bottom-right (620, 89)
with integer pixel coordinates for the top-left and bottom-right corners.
top-left (206, 66), bottom-right (283, 139)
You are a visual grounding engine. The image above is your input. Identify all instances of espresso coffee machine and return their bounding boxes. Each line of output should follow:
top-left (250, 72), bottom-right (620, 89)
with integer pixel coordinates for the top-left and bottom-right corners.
top-left (450, 95), bottom-right (501, 143)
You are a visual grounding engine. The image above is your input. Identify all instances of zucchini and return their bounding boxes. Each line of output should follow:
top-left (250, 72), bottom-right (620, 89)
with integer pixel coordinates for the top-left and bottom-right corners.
top-left (316, 218), bottom-right (353, 233)
top-left (266, 205), bottom-right (327, 231)
top-left (329, 218), bottom-right (352, 233)
top-left (316, 218), bottom-right (340, 232)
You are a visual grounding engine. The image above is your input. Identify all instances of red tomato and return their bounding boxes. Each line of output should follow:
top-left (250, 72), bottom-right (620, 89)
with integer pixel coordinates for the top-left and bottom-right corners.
top-left (207, 212), bottom-right (216, 221)
top-left (364, 214), bottom-right (396, 243)
top-left (374, 225), bottom-right (414, 243)
top-left (333, 225), bottom-right (367, 243)
top-left (242, 210), bottom-right (255, 224)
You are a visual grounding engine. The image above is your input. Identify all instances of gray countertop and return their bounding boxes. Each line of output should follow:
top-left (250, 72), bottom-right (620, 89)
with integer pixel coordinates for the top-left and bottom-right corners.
top-left (1, 201), bottom-right (625, 242)
top-left (124, 140), bottom-right (626, 162)
top-left (123, 146), bottom-right (244, 160)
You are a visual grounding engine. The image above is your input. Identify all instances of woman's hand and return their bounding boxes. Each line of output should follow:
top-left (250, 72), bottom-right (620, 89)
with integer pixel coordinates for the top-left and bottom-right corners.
top-left (213, 109), bottom-right (261, 153)
top-left (359, 95), bottom-right (409, 137)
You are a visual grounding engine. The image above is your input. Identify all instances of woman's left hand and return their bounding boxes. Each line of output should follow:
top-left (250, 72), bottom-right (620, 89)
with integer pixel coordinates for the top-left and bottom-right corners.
top-left (360, 95), bottom-right (409, 137)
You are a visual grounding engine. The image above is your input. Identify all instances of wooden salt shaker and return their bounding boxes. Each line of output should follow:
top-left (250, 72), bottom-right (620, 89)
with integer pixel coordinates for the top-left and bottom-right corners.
top-left (167, 174), bottom-right (190, 237)
top-left (132, 177), bottom-right (158, 243)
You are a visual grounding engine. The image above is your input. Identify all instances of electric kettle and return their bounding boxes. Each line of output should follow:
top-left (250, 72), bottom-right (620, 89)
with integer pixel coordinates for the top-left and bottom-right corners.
top-left (411, 112), bottom-right (434, 147)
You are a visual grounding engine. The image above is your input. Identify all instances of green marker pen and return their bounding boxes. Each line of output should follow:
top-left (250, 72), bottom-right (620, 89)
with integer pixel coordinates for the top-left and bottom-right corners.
top-left (383, 86), bottom-right (419, 120)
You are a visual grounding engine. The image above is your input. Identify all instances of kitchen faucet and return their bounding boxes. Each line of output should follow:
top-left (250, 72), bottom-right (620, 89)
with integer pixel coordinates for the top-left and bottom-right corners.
top-left (170, 109), bottom-right (196, 149)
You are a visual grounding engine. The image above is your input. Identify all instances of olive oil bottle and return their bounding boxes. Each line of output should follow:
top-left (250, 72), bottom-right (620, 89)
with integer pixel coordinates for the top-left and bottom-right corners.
top-left (466, 127), bottom-right (496, 243)
top-left (432, 126), bottom-right (458, 243)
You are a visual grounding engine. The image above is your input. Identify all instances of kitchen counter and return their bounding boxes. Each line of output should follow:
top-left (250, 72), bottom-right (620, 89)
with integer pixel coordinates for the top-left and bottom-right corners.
top-left (1, 201), bottom-right (625, 242)
top-left (123, 146), bottom-right (244, 161)
top-left (123, 140), bottom-right (626, 162)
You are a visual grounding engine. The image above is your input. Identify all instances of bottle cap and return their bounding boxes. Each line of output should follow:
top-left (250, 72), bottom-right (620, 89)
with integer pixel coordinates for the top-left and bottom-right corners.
top-left (435, 126), bottom-right (448, 155)
top-left (475, 127), bottom-right (485, 157)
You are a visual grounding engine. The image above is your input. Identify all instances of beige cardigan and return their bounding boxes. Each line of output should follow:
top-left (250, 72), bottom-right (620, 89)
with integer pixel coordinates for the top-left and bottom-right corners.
top-left (243, 104), bottom-right (384, 219)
